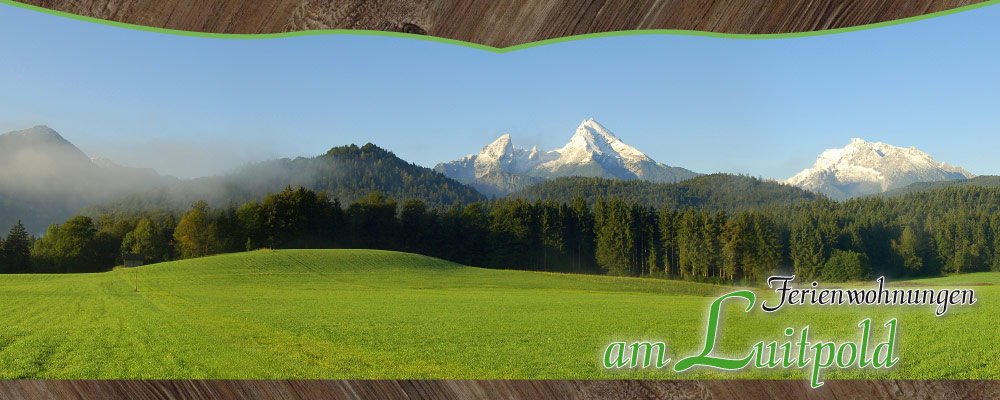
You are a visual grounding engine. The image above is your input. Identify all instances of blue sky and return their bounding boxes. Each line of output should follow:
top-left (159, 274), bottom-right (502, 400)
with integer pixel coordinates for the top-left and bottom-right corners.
top-left (1, 3), bottom-right (999, 179)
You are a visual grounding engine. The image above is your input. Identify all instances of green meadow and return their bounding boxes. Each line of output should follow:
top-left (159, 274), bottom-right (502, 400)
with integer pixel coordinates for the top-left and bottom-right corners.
top-left (0, 249), bottom-right (994, 380)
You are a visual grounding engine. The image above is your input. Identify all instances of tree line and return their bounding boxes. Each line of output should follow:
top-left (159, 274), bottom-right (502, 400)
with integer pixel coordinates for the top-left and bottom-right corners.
top-left (3, 185), bottom-right (1000, 283)
top-left (512, 174), bottom-right (819, 211)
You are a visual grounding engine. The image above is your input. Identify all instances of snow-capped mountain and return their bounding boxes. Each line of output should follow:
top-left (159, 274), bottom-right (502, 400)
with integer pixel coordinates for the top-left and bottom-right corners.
top-left (434, 119), bottom-right (699, 196)
top-left (786, 138), bottom-right (974, 200)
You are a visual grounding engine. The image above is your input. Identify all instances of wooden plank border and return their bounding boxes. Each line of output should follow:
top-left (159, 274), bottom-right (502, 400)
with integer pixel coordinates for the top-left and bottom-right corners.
top-left (7, 0), bottom-right (994, 47)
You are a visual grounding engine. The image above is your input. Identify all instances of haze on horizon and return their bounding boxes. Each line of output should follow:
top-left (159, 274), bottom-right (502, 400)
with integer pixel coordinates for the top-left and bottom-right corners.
top-left (1, 3), bottom-right (999, 180)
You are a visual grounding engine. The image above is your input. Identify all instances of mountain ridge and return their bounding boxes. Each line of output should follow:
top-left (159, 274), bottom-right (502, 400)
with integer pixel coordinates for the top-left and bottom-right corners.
top-left (785, 138), bottom-right (973, 200)
top-left (4, 124), bottom-right (990, 232)
top-left (434, 119), bottom-right (700, 196)
top-left (0, 126), bottom-right (176, 233)
top-left (80, 143), bottom-right (486, 217)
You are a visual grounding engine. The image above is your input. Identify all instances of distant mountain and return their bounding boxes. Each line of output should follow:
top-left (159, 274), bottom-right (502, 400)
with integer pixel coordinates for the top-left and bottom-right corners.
top-left (434, 119), bottom-right (700, 197)
top-left (0, 126), bottom-right (174, 233)
top-left (81, 143), bottom-right (486, 217)
top-left (879, 175), bottom-right (1000, 198)
top-left (511, 174), bottom-right (820, 211)
top-left (786, 138), bottom-right (974, 200)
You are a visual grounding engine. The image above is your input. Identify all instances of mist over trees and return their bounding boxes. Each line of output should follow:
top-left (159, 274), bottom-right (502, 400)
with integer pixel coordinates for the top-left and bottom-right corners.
top-left (3, 184), bottom-right (1000, 284)
top-left (0, 126), bottom-right (173, 233)
top-left (77, 143), bottom-right (485, 219)
top-left (2, 134), bottom-right (483, 237)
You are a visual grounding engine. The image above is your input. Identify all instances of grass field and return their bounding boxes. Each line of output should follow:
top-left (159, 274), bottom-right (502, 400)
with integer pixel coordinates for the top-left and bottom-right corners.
top-left (0, 249), bottom-right (994, 380)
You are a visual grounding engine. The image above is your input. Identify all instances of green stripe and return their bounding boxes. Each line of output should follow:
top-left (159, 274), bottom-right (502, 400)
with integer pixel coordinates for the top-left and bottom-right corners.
top-left (2, 0), bottom-right (998, 53)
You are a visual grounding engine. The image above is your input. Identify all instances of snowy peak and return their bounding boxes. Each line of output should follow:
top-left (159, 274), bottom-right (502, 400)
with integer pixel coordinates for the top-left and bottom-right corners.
top-left (470, 133), bottom-right (557, 177)
top-left (787, 138), bottom-right (974, 199)
top-left (434, 119), bottom-right (699, 196)
top-left (559, 119), bottom-right (616, 159)
top-left (480, 134), bottom-right (515, 161)
top-left (577, 118), bottom-right (619, 141)
top-left (553, 119), bottom-right (653, 166)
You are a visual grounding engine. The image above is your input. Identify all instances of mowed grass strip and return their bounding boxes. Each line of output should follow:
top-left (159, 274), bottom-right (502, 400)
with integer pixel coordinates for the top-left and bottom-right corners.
top-left (0, 249), bottom-right (994, 379)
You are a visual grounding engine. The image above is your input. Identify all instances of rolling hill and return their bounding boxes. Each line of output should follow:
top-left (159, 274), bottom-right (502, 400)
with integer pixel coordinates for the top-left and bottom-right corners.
top-left (0, 249), bottom-right (993, 380)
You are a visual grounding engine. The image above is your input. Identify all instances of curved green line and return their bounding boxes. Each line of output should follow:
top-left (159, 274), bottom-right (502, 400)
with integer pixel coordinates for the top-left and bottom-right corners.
top-left (1, 0), bottom-right (997, 53)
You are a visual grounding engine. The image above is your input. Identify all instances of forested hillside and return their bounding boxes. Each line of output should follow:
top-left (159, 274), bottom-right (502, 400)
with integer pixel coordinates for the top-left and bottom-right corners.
top-left (880, 175), bottom-right (1000, 198)
top-left (511, 174), bottom-right (819, 211)
top-left (79, 143), bottom-right (485, 217)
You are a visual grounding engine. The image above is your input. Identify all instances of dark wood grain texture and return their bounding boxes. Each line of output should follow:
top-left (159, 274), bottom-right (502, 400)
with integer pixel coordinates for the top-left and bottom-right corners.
top-left (0, 380), bottom-right (997, 400)
top-left (12, 0), bottom-right (992, 47)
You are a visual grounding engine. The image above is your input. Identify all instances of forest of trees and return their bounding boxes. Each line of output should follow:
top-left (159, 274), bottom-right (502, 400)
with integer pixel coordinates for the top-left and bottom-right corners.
top-left (511, 174), bottom-right (820, 210)
top-left (3, 184), bottom-right (1000, 284)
